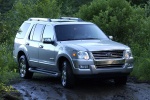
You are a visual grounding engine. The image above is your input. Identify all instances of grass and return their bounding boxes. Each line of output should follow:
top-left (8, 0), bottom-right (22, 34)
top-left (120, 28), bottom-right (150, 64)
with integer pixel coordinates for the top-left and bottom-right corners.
top-left (0, 72), bottom-right (23, 100)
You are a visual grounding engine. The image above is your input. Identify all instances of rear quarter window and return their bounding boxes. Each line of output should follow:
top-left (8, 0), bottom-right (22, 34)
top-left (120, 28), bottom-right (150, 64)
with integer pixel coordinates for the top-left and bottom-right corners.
top-left (16, 22), bottom-right (31, 39)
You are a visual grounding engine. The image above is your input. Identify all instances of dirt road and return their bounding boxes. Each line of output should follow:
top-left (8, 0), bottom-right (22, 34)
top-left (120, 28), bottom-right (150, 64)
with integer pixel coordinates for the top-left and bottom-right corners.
top-left (12, 74), bottom-right (150, 100)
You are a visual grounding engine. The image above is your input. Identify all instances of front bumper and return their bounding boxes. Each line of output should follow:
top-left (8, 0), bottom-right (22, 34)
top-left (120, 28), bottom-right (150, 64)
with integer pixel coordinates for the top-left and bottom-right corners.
top-left (72, 57), bottom-right (134, 75)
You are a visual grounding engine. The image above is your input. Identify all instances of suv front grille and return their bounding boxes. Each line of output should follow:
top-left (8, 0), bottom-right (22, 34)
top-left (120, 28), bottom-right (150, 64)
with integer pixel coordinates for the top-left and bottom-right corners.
top-left (96, 64), bottom-right (124, 68)
top-left (92, 50), bottom-right (124, 59)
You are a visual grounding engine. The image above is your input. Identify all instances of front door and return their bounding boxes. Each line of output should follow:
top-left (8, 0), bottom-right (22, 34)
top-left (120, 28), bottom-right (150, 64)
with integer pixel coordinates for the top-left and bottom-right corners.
top-left (38, 25), bottom-right (57, 71)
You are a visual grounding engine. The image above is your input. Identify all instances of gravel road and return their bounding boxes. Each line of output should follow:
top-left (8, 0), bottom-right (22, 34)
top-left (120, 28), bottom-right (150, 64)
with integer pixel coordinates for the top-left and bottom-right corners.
top-left (12, 74), bottom-right (150, 100)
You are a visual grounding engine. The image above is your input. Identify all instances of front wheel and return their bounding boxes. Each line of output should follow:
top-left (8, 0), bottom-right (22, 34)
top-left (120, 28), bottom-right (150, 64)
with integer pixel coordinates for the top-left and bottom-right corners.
top-left (61, 60), bottom-right (75, 88)
top-left (19, 55), bottom-right (33, 79)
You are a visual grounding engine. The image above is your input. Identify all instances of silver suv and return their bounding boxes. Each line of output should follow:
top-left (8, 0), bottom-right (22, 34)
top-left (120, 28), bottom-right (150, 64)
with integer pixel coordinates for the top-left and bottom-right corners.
top-left (13, 17), bottom-right (134, 88)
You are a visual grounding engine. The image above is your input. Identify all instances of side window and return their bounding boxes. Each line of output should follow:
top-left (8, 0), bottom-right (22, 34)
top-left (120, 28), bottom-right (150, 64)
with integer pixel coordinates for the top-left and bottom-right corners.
top-left (29, 24), bottom-right (36, 40)
top-left (43, 25), bottom-right (54, 39)
top-left (16, 22), bottom-right (31, 39)
top-left (32, 24), bottom-right (45, 41)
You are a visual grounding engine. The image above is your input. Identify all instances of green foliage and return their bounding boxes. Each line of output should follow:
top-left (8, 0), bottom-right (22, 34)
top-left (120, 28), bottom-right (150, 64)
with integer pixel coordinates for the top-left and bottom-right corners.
top-left (0, 22), bottom-right (11, 43)
top-left (57, 0), bottom-right (92, 16)
top-left (0, 42), bottom-right (17, 92)
top-left (0, 83), bottom-right (16, 92)
top-left (130, 16), bottom-right (150, 80)
top-left (0, 0), bottom-right (61, 43)
top-left (0, 0), bottom-right (61, 44)
top-left (145, 0), bottom-right (150, 16)
top-left (76, 0), bottom-right (145, 43)
top-left (127, 0), bottom-right (148, 5)
top-left (0, 0), bottom-right (16, 14)
top-left (131, 44), bottom-right (150, 80)
top-left (4, 0), bottom-right (60, 32)
top-left (12, 0), bottom-right (60, 19)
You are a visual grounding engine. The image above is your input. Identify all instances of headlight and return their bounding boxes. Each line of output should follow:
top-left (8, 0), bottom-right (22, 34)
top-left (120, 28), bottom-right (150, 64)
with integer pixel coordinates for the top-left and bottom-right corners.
top-left (124, 49), bottom-right (132, 59)
top-left (72, 51), bottom-right (89, 60)
top-left (78, 51), bottom-right (89, 60)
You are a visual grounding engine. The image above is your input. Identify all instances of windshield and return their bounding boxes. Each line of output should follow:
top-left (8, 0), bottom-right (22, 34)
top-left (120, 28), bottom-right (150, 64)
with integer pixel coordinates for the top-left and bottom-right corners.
top-left (55, 24), bottom-right (109, 41)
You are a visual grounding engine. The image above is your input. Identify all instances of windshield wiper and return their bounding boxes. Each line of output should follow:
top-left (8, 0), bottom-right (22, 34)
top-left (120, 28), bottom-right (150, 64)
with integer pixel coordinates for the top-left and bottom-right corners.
top-left (79, 38), bottom-right (100, 40)
top-left (60, 38), bottom-right (100, 41)
top-left (60, 38), bottom-right (79, 41)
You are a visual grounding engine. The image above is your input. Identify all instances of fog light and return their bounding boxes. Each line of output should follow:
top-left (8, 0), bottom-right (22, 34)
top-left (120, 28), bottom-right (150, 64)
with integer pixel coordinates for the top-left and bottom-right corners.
top-left (79, 65), bottom-right (89, 69)
top-left (126, 63), bottom-right (133, 67)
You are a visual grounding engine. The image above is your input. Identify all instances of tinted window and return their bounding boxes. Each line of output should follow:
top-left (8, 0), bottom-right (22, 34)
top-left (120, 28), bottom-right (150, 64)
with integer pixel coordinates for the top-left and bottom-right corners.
top-left (55, 24), bottom-right (109, 41)
top-left (16, 22), bottom-right (30, 38)
top-left (32, 24), bottom-right (45, 41)
top-left (43, 25), bottom-right (54, 39)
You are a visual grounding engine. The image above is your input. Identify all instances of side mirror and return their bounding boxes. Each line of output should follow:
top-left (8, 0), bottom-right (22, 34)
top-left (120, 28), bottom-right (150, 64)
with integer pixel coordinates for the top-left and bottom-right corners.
top-left (43, 38), bottom-right (54, 44)
top-left (109, 36), bottom-right (113, 40)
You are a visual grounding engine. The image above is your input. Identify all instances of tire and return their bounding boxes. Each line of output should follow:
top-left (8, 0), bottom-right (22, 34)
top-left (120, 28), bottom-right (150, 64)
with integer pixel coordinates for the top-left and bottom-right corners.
top-left (19, 55), bottom-right (33, 79)
top-left (114, 76), bottom-right (127, 85)
top-left (61, 60), bottom-right (75, 88)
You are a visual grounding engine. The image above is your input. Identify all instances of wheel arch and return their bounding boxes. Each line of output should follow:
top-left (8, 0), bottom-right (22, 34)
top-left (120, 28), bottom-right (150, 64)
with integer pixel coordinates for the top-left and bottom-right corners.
top-left (57, 55), bottom-right (74, 72)
top-left (17, 50), bottom-right (28, 63)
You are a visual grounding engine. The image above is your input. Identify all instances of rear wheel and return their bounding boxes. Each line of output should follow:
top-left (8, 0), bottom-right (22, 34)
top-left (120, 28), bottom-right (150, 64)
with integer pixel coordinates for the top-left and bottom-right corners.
top-left (61, 60), bottom-right (75, 88)
top-left (19, 55), bottom-right (33, 79)
top-left (114, 76), bottom-right (127, 85)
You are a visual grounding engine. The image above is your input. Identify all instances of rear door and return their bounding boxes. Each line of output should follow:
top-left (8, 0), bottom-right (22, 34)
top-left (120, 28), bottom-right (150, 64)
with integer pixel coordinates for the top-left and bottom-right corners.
top-left (26, 24), bottom-right (45, 68)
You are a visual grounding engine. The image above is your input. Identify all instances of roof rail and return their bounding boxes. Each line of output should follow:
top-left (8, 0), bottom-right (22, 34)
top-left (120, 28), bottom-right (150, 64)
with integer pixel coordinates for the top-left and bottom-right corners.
top-left (28, 18), bottom-right (51, 22)
top-left (60, 17), bottom-right (83, 22)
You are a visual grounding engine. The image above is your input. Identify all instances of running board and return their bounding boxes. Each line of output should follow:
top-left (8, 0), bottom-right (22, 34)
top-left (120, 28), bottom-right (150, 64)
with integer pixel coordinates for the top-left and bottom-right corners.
top-left (29, 68), bottom-right (60, 77)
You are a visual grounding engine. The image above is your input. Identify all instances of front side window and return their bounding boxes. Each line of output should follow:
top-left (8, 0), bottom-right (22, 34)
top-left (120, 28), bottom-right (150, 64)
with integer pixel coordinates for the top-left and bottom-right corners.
top-left (32, 24), bottom-right (45, 41)
top-left (55, 24), bottom-right (109, 41)
top-left (43, 25), bottom-right (54, 39)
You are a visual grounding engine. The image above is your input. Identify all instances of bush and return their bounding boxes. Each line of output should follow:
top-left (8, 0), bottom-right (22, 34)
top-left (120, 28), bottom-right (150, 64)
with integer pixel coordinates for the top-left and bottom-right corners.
top-left (130, 16), bottom-right (150, 80)
top-left (131, 48), bottom-right (150, 81)
top-left (0, 42), bottom-right (17, 91)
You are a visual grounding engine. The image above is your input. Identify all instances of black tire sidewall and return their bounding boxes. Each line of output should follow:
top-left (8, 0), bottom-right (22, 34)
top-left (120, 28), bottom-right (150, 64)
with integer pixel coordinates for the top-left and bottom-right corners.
top-left (61, 60), bottom-right (75, 88)
top-left (19, 55), bottom-right (33, 79)
top-left (19, 55), bottom-right (27, 78)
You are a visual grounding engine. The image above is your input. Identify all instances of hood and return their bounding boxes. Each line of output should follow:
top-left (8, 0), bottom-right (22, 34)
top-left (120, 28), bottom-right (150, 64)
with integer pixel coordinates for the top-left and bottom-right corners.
top-left (60, 40), bottom-right (130, 51)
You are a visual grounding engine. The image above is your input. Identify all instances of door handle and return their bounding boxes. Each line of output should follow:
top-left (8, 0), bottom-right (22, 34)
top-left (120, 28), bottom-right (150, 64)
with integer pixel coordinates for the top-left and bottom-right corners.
top-left (39, 45), bottom-right (43, 48)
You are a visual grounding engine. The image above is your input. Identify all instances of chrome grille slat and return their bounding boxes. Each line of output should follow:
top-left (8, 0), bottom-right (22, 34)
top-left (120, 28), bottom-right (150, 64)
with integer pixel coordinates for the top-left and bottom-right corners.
top-left (92, 50), bottom-right (124, 59)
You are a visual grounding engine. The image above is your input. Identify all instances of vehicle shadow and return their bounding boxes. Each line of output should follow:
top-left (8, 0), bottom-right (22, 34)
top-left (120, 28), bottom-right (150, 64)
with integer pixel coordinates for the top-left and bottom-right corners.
top-left (26, 74), bottom-right (128, 100)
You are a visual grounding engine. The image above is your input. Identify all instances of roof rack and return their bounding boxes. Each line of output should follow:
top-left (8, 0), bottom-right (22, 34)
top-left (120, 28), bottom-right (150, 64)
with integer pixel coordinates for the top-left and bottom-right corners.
top-left (28, 18), bottom-right (51, 22)
top-left (60, 17), bottom-right (83, 22)
top-left (27, 17), bottom-right (83, 22)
